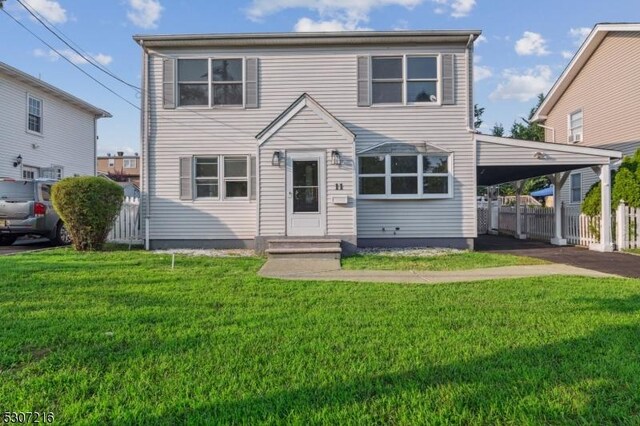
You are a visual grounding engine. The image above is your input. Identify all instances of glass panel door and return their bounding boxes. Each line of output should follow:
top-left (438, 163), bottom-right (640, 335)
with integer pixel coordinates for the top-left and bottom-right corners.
top-left (292, 160), bottom-right (319, 212)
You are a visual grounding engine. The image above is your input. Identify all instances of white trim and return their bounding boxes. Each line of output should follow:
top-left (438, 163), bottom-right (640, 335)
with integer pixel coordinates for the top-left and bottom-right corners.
top-left (286, 151), bottom-right (327, 237)
top-left (475, 134), bottom-right (622, 159)
top-left (356, 140), bottom-right (451, 155)
top-left (26, 93), bottom-right (43, 136)
top-left (567, 108), bottom-right (583, 143)
top-left (257, 94), bottom-right (355, 145)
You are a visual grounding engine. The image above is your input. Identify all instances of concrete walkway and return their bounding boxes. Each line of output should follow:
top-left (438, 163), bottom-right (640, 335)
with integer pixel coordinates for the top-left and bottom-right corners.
top-left (259, 258), bottom-right (617, 284)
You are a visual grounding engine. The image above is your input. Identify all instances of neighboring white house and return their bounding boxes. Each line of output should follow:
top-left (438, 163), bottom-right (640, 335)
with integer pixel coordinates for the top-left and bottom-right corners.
top-left (134, 30), bottom-right (621, 252)
top-left (533, 24), bottom-right (640, 207)
top-left (0, 61), bottom-right (111, 180)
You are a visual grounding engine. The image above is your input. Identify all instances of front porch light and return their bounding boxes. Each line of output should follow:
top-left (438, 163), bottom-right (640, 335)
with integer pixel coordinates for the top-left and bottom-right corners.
top-left (331, 150), bottom-right (342, 165)
top-left (272, 151), bottom-right (282, 166)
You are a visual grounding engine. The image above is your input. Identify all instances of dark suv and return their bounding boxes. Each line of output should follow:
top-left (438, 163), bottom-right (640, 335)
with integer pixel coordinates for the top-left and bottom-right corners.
top-left (0, 178), bottom-right (71, 246)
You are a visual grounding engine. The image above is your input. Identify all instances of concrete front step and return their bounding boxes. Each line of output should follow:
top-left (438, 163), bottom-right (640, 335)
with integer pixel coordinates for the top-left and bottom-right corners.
top-left (266, 239), bottom-right (343, 259)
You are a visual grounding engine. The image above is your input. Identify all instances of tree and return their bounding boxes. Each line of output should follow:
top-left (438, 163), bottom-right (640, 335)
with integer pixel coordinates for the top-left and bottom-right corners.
top-left (510, 94), bottom-right (545, 141)
top-left (491, 123), bottom-right (504, 137)
top-left (582, 149), bottom-right (640, 216)
top-left (474, 104), bottom-right (485, 130)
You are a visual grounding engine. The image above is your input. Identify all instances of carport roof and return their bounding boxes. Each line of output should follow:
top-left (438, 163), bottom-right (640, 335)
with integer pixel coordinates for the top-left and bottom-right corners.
top-left (475, 134), bottom-right (622, 186)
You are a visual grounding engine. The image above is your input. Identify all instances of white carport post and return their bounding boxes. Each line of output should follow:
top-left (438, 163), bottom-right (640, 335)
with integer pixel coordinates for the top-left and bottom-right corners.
top-left (589, 164), bottom-right (614, 252)
top-left (487, 186), bottom-right (498, 235)
top-left (514, 180), bottom-right (526, 240)
top-left (550, 172), bottom-right (570, 246)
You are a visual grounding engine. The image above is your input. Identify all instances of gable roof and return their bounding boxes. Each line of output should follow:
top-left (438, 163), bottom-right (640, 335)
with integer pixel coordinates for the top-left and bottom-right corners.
top-left (256, 93), bottom-right (355, 145)
top-left (0, 61), bottom-right (111, 118)
top-left (533, 23), bottom-right (640, 122)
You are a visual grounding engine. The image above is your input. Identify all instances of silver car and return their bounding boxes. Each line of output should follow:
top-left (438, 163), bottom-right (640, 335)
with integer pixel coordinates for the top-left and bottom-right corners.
top-left (0, 178), bottom-right (71, 246)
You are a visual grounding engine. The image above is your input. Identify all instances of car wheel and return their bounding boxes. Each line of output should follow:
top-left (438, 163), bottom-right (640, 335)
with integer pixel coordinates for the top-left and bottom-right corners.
top-left (53, 222), bottom-right (72, 246)
top-left (0, 236), bottom-right (18, 246)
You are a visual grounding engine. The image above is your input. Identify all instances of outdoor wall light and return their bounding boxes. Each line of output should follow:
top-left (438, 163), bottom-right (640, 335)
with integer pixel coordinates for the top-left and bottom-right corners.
top-left (272, 151), bottom-right (282, 166)
top-left (13, 154), bottom-right (22, 168)
top-left (331, 150), bottom-right (342, 165)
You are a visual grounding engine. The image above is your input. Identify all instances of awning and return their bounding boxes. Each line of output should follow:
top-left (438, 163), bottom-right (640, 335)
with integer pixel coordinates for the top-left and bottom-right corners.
top-left (476, 134), bottom-right (622, 186)
top-left (530, 186), bottom-right (554, 197)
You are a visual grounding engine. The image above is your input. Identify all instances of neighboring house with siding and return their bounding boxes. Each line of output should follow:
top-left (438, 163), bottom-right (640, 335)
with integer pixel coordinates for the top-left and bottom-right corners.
top-left (134, 30), bottom-right (622, 252)
top-left (533, 23), bottom-right (640, 206)
top-left (0, 61), bottom-right (111, 180)
top-left (97, 152), bottom-right (141, 185)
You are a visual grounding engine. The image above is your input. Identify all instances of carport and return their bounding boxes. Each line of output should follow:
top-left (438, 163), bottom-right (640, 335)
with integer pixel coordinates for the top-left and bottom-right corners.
top-left (476, 135), bottom-right (623, 252)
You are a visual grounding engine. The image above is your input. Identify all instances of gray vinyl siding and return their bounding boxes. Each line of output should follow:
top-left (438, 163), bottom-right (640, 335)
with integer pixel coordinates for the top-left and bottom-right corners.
top-left (0, 73), bottom-right (96, 179)
top-left (558, 141), bottom-right (640, 205)
top-left (259, 106), bottom-right (355, 236)
top-left (146, 45), bottom-right (473, 241)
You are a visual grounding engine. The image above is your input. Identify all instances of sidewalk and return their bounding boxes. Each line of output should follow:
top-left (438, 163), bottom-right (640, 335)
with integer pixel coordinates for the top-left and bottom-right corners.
top-left (259, 258), bottom-right (617, 284)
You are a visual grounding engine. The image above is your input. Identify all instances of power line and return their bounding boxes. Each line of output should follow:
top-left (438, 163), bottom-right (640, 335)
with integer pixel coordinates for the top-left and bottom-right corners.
top-left (16, 0), bottom-right (141, 91)
top-left (1, 7), bottom-right (141, 110)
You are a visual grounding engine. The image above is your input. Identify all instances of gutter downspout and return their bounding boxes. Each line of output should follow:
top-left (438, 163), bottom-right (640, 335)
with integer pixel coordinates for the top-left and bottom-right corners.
top-left (140, 41), bottom-right (151, 250)
top-left (536, 123), bottom-right (556, 143)
top-left (465, 34), bottom-right (476, 134)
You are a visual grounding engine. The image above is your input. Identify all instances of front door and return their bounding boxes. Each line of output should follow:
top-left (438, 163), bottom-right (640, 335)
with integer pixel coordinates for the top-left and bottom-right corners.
top-left (286, 152), bottom-right (326, 236)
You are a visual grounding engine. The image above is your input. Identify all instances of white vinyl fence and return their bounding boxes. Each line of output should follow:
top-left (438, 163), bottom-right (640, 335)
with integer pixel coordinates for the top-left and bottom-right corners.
top-left (479, 201), bottom-right (639, 250)
top-left (617, 204), bottom-right (640, 250)
top-left (108, 197), bottom-right (142, 244)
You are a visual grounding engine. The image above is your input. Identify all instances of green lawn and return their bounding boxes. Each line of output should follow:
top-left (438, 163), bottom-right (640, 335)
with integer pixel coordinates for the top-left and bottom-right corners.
top-left (2, 249), bottom-right (640, 424)
top-left (342, 251), bottom-right (547, 270)
top-left (626, 248), bottom-right (640, 255)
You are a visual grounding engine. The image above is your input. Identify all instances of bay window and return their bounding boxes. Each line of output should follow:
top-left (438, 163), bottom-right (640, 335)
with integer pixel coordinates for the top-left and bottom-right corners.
top-left (358, 152), bottom-right (452, 199)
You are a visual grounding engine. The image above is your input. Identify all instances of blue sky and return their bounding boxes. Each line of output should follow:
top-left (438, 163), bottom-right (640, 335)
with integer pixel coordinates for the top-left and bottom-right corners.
top-left (1, 0), bottom-right (639, 155)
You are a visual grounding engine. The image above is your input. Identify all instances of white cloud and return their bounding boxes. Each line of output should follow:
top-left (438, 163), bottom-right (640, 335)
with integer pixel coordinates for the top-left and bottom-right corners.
top-left (34, 48), bottom-right (113, 66)
top-left (561, 50), bottom-right (574, 60)
top-left (25, 0), bottom-right (67, 24)
top-left (475, 65), bottom-right (492, 82)
top-left (476, 34), bottom-right (487, 44)
top-left (490, 65), bottom-right (554, 102)
top-left (127, 0), bottom-right (162, 29)
top-left (515, 31), bottom-right (550, 56)
top-left (569, 27), bottom-right (591, 45)
top-left (431, 0), bottom-right (476, 17)
top-left (294, 17), bottom-right (370, 31)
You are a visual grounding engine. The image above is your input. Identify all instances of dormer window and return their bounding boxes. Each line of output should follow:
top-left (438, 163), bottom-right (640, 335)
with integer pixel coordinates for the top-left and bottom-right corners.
top-left (568, 109), bottom-right (583, 143)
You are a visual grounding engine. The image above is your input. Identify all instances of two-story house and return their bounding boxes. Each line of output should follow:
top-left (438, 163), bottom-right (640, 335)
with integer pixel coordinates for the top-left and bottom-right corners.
top-left (533, 24), bottom-right (640, 207)
top-left (134, 30), bottom-right (622, 253)
top-left (97, 152), bottom-right (141, 185)
top-left (0, 61), bottom-right (111, 180)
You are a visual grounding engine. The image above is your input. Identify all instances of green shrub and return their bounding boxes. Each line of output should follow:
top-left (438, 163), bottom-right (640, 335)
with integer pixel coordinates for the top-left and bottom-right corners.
top-left (51, 177), bottom-right (124, 251)
top-left (582, 149), bottom-right (640, 216)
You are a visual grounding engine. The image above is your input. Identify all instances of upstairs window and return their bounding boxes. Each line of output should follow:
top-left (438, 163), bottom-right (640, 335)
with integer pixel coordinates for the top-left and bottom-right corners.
top-left (177, 58), bottom-right (244, 107)
top-left (568, 109), bottom-right (583, 143)
top-left (108, 158), bottom-right (115, 167)
top-left (123, 159), bottom-right (137, 169)
top-left (178, 59), bottom-right (209, 106)
top-left (27, 95), bottom-right (43, 134)
top-left (212, 59), bottom-right (243, 106)
top-left (371, 56), bottom-right (439, 105)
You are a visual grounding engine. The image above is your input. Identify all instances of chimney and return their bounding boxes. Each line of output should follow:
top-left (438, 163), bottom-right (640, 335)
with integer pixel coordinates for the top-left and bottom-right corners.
top-left (134, 152), bottom-right (139, 157)
top-left (117, 151), bottom-right (124, 157)
top-left (107, 153), bottom-right (111, 157)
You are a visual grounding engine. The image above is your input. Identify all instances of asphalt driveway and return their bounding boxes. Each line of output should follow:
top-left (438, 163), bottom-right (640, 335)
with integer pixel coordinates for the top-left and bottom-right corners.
top-left (0, 238), bottom-right (54, 255)
top-left (476, 235), bottom-right (640, 279)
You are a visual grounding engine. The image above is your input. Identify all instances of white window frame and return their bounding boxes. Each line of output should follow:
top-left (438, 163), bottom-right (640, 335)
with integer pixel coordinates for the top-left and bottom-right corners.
top-left (357, 152), bottom-right (453, 199)
top-left (108, 158), bottom-right (115, 167)
top-left (194, 156), bottom-right (220, 199)
top-left (192, 155), bottom-right (253, 201)
top-left (22, 165), bottom-right (39, 180)
top-left (176, 57), bottom-right (246, 109)
top-left (568, 109), bottom-right (583, 143)
top-left (222, 156), bottom-right (250, 200)
top-left (370, 54), bottom-right (441, 107)
top-left (570, 172), bottom-right (582, 204)
top-left (26, 94), bottom-right (43, 135)
top-left (123, 158), bottom-right (137, 169)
